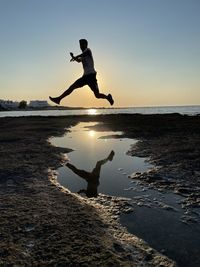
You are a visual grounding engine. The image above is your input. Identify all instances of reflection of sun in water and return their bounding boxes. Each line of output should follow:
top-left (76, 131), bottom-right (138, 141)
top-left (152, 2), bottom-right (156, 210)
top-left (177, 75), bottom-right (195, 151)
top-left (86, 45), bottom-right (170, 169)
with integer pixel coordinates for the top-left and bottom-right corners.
top-left (89, 130), bottom-right (96, 137)
top-left (87, 109), bottom-right (97, 115)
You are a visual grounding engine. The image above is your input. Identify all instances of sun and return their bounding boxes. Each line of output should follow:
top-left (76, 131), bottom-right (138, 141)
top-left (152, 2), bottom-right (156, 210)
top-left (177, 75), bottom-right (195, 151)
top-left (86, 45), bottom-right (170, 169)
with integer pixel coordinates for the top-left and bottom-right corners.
top-left (87, 109), bottom-right (97, 115)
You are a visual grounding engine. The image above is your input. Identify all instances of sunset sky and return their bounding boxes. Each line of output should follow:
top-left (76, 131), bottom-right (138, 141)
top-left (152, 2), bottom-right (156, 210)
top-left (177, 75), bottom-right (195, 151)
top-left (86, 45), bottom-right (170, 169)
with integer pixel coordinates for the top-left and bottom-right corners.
top-left (0, 0), bottom-right (200, 107)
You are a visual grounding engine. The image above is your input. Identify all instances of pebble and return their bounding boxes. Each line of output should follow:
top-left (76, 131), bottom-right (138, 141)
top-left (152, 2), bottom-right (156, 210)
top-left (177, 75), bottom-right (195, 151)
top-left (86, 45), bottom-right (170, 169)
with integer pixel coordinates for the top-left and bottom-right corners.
top-left (123, 208), bottom-right (134, 214)
top-left (124, 187), bottom-right (134, 191)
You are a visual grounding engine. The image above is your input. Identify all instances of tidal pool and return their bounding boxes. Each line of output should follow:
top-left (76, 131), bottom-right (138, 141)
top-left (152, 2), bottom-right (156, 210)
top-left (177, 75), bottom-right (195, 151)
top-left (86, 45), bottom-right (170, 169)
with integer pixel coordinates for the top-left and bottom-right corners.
top-left (51, 122), bottom-right (152, 198)
top-left (51, 122), bottom-right (200, 267)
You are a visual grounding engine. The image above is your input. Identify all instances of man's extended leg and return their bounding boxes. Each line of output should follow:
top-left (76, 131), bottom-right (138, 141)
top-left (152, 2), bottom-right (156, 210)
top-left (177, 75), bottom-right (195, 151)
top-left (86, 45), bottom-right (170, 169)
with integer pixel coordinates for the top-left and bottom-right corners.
top-left (66, 163), bottom-right (90, 182)
top-left (49, 76), bottom-right (87, 105)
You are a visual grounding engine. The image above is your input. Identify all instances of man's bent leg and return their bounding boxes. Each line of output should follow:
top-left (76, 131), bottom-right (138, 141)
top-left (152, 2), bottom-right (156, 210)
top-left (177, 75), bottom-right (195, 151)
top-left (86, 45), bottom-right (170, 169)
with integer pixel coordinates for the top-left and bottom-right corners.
top-left (89, 82), bottom-right (114, 105)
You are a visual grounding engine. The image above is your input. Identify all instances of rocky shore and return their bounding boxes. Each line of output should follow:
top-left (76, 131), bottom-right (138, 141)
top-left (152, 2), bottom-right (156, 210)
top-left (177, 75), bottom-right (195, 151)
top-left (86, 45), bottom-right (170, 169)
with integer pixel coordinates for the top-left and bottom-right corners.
top-left (1, 113), bottom-right (199, 266)
top-left (88, 114), bottom-right (200, 225)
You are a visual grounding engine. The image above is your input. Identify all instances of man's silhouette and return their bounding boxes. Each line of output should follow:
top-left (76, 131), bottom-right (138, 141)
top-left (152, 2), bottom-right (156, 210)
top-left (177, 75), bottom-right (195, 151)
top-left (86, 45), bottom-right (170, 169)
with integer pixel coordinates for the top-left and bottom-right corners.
top-left (66, 150), bottom-right (115, 197)
top-left (49, 39), bottom-right (114, 106)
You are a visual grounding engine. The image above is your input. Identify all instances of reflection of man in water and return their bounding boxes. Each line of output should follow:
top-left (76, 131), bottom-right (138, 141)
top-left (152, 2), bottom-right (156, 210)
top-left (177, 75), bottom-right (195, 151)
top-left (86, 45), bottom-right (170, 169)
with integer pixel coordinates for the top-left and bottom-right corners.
top-left (66, 150), bottom-right (115, 198)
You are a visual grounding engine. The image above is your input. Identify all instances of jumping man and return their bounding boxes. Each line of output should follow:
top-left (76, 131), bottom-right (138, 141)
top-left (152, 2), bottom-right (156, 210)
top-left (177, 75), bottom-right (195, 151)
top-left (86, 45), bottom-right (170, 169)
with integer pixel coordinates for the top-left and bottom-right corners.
top-left (49, 39), bottom-right (114, 105)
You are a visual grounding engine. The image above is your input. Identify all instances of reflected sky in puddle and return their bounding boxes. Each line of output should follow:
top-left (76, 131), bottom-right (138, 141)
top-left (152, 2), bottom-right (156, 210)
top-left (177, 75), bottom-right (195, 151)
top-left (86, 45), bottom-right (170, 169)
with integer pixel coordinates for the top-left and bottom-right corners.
top-left (51, 122), bottom-right (152, 197)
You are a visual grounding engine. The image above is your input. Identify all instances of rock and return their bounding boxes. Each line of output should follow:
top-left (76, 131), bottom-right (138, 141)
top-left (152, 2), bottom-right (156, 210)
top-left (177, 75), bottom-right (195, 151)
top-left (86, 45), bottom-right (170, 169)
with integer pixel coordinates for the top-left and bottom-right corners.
top-left (123, 207), bottom-right (134, 214)
top-left (113, 242), bottom-right (125, 252)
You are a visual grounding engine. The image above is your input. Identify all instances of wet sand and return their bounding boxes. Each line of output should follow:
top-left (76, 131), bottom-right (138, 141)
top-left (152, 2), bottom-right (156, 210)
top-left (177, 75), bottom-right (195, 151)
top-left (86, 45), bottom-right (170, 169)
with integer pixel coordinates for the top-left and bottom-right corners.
top-left (1, 114), bottom-right (199, 266)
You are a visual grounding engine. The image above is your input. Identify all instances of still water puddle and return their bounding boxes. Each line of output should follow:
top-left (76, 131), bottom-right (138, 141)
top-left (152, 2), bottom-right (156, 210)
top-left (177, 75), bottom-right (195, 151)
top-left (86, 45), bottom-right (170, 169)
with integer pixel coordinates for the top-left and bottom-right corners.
top-left (51, 122), bottom-right (153, 198)
top-left (51, 122), bottom-right (200, 267)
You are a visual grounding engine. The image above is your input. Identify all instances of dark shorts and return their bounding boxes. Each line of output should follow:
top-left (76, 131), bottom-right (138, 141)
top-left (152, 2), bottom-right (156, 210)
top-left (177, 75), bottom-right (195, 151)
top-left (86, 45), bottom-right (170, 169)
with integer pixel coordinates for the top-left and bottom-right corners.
top-left (72, 73), bottom-right (98, 94)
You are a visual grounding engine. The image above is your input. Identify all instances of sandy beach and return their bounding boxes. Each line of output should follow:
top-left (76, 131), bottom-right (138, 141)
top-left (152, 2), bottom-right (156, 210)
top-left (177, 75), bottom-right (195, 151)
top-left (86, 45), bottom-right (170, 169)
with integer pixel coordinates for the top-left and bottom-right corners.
top-left (0, 114), bottom-right (199, 266)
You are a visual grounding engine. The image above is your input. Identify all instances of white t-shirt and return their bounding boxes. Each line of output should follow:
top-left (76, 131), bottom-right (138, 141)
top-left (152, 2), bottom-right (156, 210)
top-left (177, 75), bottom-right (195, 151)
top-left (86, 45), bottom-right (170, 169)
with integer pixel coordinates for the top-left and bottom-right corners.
top-left (81, 48), bottom-right (96, 75)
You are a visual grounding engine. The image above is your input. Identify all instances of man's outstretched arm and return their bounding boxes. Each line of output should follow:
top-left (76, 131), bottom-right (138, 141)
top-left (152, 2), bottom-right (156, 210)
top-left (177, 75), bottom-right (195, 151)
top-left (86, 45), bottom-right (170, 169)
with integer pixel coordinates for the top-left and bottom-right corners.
top-left (70, 49), bottom-right (90, 62)
top-left (70, 52), bottom-right (81, 62)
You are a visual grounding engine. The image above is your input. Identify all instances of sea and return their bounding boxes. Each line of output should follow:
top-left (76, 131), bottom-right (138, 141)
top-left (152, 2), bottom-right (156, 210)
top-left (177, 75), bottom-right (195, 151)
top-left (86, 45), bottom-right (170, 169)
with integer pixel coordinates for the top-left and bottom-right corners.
top-left (0, 105), bottom-right (199, 117)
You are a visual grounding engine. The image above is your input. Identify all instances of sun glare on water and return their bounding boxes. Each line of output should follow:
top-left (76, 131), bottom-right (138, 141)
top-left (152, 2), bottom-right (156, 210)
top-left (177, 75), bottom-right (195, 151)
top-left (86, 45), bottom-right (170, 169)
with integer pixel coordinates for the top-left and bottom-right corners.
top-left (87, 109), bottom-right (97, 115)
top-left (89, 130), bottom-right (96, 137)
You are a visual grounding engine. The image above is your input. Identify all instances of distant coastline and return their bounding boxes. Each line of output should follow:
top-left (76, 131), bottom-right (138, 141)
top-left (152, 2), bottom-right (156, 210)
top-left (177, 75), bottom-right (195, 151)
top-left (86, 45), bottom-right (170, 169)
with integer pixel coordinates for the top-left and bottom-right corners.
top-left (0, 105), bottom-right (85, 112)
top-left (0, 105), bottom-right (131, 112)
top-left (0, 104), bottom-right (200, 112)
top-left (0, 105), bottom-right (200, 118)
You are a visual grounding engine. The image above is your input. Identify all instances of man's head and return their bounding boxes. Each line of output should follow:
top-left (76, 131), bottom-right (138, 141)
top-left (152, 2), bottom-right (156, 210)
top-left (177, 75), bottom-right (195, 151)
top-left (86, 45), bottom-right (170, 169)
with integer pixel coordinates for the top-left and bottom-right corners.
top-left (79, 39), bottom-right (88, 51)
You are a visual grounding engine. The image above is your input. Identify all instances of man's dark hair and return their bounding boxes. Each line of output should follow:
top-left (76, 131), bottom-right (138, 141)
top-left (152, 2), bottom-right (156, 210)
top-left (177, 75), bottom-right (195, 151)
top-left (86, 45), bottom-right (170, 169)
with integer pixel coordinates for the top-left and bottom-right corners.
top-left (79, 39), bottom-right (88, 46)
